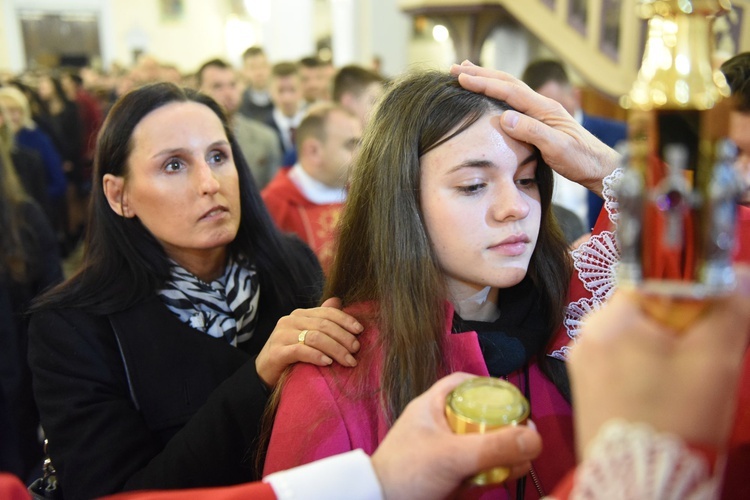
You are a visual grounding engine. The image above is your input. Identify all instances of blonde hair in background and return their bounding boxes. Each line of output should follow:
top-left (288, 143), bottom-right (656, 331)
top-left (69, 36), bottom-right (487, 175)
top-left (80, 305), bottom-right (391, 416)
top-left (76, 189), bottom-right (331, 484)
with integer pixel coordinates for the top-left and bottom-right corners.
top-left (0, 86), bottom-right (36, 130)
top-left (0, 130), bottom-right (30, 281)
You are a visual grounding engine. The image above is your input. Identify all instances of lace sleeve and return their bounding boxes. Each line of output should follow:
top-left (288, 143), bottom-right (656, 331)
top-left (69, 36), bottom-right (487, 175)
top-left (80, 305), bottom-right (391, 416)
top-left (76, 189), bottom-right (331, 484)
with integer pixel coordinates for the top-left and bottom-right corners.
top-left (567, 420), bottom-right (720, 500)
top-left (550, 168), bottom-right (624, 361)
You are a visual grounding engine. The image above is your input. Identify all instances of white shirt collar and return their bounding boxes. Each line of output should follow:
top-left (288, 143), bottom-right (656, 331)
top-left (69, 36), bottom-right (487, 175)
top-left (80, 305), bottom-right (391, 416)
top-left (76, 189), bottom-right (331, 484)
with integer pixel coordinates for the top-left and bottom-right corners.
top-left (272, 108), bottom-right (304, 151)
top-left (574, 107), bottom-right (584, 125)
top-left (288, 164), bottom-right (347, 205)
top-left (248, 89), bottom-right (270, 106)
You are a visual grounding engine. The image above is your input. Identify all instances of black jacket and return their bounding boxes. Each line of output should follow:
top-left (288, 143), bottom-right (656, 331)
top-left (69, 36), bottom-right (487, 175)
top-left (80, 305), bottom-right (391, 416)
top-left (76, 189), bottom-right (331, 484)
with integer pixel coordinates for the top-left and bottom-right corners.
top-left (28, 242), bottom-right (321, 499)
top-left (0, 200), bottom-right (61, 480)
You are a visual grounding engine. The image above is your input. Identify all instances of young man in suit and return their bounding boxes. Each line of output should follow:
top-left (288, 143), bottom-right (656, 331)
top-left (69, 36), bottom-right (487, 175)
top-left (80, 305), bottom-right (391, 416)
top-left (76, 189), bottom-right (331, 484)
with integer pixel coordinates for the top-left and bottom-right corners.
top-left (238, 46), bottom-right (274, 125)
top-left (267, 62), bottom-right (306, 167)
top-left (198, 59), bottom-right (282, 188)
top-left (522, 59), bottom-right (627, 230)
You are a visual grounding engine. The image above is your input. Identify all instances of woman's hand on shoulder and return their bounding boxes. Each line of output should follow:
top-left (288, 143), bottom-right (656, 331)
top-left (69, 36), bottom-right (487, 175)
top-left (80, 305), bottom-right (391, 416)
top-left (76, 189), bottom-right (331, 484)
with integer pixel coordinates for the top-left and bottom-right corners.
top-left (255, 297), bottom-right (364, 388)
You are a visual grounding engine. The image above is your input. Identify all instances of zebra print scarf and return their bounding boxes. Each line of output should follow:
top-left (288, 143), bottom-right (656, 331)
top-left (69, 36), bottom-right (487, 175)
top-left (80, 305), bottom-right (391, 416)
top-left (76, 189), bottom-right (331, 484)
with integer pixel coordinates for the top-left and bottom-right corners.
top-left (157, 255), bottom-right (260, 346)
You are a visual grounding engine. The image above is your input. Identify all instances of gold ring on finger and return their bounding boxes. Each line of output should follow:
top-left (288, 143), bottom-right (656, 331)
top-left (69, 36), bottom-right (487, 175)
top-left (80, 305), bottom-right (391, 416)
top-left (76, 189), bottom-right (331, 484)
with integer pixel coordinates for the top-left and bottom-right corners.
top-left (298, 329), bottom-right (309, 345)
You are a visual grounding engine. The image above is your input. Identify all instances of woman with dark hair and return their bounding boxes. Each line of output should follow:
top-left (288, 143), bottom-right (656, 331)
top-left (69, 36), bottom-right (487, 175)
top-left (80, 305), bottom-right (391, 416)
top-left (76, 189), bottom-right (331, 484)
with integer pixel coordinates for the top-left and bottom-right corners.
top-left (37, 73), bottom-right (86, 251)
top-left (0, 145), bottom-right (61, 482)
top-left (263, 71), bottom-right (575, 498)
top-left (28, 82), bottom-right (362, 499)
top-left (37, 74), bottom-right (83, 177)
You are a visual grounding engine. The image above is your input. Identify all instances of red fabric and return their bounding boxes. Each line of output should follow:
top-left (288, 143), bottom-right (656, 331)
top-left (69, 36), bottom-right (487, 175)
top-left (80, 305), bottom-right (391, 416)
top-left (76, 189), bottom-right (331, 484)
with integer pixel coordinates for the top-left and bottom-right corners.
top-left (722, 204), bottom-right (750, 499)
top-left (101, 482), bottom-right (276, 500)
top-left (733, 205), bottom-right (750, 264)
top-left (722, 348), bottom-right (750, 499)
top-left (75, 88), bottom-right (103, 162)
top-left (261, 169), bottom-right (343, 273)
top-left (548, 469), bottom-right (576, 500)
top-left (264, 302), bottom-right (575, 500)
top-left (0, 474), bottom-right (30, 500)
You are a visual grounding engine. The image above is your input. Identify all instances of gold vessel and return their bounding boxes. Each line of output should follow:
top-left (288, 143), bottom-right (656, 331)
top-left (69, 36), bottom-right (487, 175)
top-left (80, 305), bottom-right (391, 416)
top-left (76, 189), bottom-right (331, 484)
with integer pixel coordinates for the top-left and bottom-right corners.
top-left (445, 377), bottom-right (529, 486)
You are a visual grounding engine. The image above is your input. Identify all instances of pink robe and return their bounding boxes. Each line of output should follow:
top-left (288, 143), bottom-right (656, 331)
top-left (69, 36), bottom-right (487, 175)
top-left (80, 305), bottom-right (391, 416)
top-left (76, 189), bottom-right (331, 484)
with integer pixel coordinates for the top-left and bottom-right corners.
top-left (264, 302), bottom-right (575, 499)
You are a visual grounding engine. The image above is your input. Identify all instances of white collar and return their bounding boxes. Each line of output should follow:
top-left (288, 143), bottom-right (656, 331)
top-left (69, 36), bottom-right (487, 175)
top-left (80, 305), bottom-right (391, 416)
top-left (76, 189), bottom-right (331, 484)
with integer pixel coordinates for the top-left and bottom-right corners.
top-left (574, 108), bottom-right (584, 125)
top-left (288, 164), bottom-right (347, 205)
top-left (272, 107), bottom-right (304, 129)
top-left (272, 108), bottom-right (304, 151)
top-left (247, 89), bottom-right (270, 106)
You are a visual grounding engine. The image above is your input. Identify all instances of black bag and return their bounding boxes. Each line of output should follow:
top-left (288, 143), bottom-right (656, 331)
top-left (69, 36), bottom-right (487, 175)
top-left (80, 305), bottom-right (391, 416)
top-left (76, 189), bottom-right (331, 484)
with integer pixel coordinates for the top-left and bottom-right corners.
top-left (27, 440), bottom-right (62, 500)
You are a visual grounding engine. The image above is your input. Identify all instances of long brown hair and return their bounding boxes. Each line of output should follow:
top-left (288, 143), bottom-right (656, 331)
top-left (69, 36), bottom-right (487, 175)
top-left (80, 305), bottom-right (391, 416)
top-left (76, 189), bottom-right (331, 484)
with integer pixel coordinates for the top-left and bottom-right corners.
top-left (0, 113), bottom-right (30, 282)
top-left (326, 71), bottom-right (572, 422)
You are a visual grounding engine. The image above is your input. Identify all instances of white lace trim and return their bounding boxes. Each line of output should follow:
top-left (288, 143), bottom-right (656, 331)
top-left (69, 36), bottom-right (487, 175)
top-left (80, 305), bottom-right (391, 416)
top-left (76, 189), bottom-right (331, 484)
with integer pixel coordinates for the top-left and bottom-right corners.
top-left (568, 420), bottom-right (720, 500)
top-left (602, 168), bottom-right (622, 225)
top-left (550, 168), bottom-right (623, 361)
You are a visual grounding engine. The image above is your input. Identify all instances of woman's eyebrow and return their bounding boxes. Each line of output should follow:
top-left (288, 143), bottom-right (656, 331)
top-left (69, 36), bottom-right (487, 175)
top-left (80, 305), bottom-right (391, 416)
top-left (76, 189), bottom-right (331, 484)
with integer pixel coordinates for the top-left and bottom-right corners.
top-left (151, 140), bottom-right (230, 159)
top-left (151, 147), bottom-right (188, 160)
top-left (446, 159), bottom-right (493, 174)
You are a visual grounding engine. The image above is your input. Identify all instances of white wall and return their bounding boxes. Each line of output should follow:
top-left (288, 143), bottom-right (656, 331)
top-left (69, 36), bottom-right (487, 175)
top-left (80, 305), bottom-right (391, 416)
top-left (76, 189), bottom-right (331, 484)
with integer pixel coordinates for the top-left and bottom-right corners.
top-left (365, 0), bottom-right (411, 77)
top-left (481, 25), bottom-right (532, 78)
top-left (111, 0), bottom-right (226, 72)
top-left (0, 0), bottom-right (448, 77)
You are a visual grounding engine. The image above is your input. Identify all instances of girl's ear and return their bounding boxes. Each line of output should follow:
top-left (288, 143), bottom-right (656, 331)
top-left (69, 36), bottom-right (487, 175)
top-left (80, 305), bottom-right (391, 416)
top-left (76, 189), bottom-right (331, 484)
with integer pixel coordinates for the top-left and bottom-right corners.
top-left (102, 174), bottom-right (133, 217)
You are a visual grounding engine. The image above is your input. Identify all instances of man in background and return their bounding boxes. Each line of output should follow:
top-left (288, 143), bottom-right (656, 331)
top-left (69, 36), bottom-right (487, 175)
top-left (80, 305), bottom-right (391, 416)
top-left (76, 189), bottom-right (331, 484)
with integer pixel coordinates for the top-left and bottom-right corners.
top-left (522, 59), bottom-right (626, 230)
top-left (266, 62), bottom-right (306, 166)
top-left (333, 64), bottom-right (385, 127)
top-left (298, 56), bottom-right (329, 106)
top-left (198, 59), bottom-right (281, 188)
top-left (722, 52), bottom-right (750, 207)
top-left (238, 46), bottom-right (274, 124)
top-left (262, 104), bottom-right (361, 271)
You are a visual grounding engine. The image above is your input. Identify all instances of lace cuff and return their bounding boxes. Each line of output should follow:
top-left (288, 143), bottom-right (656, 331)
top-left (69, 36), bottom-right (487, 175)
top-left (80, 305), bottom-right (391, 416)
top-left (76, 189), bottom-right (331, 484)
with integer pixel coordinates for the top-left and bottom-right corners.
top-left (551, 168), bottom-right (623, 361)
top-left (569, 420), bottom-right (721, 500)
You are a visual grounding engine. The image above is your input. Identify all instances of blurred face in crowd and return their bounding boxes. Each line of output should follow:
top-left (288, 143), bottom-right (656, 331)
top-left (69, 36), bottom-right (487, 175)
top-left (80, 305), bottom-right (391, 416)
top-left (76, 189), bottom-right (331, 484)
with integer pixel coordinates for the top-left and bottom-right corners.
top-left (309, 109), bottom-right (361, 187)
top-left (270, 74), bottom-right (303, 118)
top-left (0, 96), bottom-right (24, 133)
top-left (420, 112), bottom-right (541, 304)
top-left (341, 82), bottom-right (384, 127)
top-left (37, 76), bottom-right (56, 102)
top-left (242, 53), bottom-right (271, 91)
top-left (200, 65), bottom-right (241, 116)
top-left (534, 80), bottom-right (579, 117)
top-left (103, 101), bottom-right (241, 278)
top-left (299, 65), bottom-right (328, 104)
top-left (730, 110), bottom-right (750, 205)
top-left (60, 74), bottom-right (78, 101)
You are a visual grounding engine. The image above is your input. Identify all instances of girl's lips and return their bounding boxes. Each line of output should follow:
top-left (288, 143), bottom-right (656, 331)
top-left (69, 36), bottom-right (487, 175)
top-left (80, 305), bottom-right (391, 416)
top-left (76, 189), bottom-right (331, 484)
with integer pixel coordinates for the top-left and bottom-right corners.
top-left (489, 241), bottom-right (529, 256)
top-left (488, 234), bottom-right (531, 256)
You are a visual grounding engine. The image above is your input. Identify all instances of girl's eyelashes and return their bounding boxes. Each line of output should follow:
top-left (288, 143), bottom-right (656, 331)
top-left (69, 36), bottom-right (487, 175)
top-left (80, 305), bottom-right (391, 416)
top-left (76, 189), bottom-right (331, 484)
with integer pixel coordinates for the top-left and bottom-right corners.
top-left (456, 182), bottom-right (487, 195)
top-left (515, 178), bottom-right (538, 189)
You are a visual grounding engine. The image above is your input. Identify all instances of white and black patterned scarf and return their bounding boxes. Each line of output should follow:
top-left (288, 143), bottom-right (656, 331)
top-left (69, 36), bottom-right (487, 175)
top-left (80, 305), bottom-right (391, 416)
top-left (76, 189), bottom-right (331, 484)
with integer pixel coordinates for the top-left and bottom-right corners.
top-left (157, 255), bottom-right (260, 346)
